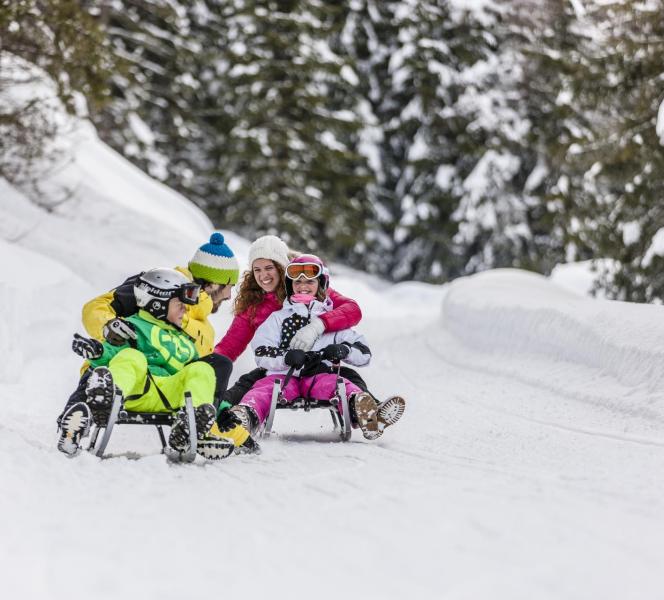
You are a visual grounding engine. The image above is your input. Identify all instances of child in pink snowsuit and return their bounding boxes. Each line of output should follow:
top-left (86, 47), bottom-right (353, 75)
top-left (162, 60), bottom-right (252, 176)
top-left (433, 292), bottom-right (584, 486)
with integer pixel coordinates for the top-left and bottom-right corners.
top-left (233, 254), bottom-right (373, 432)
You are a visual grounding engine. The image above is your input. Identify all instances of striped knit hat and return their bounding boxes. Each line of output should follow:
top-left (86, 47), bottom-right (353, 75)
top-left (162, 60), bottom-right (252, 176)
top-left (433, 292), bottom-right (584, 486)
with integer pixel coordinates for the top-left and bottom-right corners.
top-left (188, 233), bottom-right (240, 285)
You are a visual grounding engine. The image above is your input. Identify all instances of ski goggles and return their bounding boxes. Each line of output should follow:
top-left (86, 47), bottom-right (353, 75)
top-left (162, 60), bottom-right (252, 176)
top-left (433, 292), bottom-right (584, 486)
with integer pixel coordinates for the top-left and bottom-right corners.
top-left (177, 282), bottom-right (201, 305)
top-left (286, 262), bottom-right (323, 281)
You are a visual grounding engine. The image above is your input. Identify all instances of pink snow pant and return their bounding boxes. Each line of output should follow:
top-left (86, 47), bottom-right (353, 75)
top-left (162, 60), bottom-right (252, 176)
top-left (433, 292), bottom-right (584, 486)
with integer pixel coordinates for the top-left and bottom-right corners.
top-left (240, 373), bottom-right (362, 426)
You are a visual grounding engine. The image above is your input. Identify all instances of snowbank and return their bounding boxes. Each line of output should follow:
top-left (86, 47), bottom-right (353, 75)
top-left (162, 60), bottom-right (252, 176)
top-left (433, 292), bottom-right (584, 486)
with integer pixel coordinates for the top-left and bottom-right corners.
top-left (443, 269), bottom-right (664, 414)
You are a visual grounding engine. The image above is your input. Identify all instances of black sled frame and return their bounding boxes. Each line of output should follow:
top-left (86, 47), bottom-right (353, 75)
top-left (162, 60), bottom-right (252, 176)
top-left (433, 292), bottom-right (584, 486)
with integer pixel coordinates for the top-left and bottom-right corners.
top-left (261, 366), bottom-right (352, 442)
top-left (87, 391), bottom-right (200, 462)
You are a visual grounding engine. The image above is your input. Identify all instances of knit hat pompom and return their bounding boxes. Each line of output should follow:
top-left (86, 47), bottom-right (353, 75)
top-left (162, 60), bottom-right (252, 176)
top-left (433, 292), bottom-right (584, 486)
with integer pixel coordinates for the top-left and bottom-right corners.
top-left (248, 235), bottom-right (290, 269)
top-left (209, 232), bottom-right (227, 249)
top-left (188, 232), bottom-right (240, 284)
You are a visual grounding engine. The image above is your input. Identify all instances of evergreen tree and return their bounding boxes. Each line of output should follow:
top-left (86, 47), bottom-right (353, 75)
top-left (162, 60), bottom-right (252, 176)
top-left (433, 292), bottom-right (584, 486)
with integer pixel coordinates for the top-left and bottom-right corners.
top-left (340, 0), bottom-right (540, 281)
top-left (92, 0), bottom-right (371, 259)
top-left (201, 0), bottom-right (371, 259)
top-left (566, 0), bottom-right (664, 301)
top-left (503, 0), bottom-right (597, 275)
top-left (0, 0), bottom-right (114, 194)
top-left (88, 0), bottom-right (199, 181)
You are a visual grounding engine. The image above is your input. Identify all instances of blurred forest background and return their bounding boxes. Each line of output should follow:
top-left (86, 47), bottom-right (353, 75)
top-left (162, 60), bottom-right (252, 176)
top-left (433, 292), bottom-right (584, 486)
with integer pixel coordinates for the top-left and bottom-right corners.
top-left (3, 0), bottom-right (664, 301)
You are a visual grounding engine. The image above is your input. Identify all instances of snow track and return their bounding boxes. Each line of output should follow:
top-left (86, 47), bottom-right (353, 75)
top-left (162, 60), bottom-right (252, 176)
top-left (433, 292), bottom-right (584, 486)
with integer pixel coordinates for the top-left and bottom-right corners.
top-left (2, 266), bottom-right (664, 599)
top-left (3, 125), bottom-right (664, 595)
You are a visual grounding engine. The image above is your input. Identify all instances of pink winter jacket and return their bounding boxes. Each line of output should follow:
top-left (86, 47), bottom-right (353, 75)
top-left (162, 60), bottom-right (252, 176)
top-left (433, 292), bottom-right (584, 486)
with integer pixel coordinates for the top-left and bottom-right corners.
top-left (214, 288), bottom-right (362, 361)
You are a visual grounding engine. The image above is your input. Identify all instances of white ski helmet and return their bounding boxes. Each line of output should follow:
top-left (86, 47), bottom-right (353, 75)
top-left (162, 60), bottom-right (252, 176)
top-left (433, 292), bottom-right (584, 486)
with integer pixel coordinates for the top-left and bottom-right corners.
top-left (134, 268), bottom-right (200, 321)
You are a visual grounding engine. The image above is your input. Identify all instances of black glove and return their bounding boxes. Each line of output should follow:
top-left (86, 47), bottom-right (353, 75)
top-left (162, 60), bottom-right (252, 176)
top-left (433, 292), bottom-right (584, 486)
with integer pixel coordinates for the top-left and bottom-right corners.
top-left (72, 333), bottom-right (104, 359)
top-left (216, 409), bottom-right (241, 433)
top-left (284, 348), bottom-right (307, 368)
top-left (103, 318), bottom-right (137, 346)
top-left (303, 350), bottom-right (323, 368)
top-left (322, 343), bottom-right (350, 362)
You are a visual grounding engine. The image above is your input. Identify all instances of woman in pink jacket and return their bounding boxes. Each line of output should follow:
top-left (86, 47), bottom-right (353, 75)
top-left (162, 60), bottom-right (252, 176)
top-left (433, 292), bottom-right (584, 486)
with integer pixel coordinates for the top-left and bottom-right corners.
top-left (214, 235), bottom-right (366, 406)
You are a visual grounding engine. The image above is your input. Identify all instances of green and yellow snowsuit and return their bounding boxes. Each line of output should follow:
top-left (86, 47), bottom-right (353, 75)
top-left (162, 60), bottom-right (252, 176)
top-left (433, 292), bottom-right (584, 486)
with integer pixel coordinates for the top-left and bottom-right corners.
top-left (88, 310), bottom-right (214, 413)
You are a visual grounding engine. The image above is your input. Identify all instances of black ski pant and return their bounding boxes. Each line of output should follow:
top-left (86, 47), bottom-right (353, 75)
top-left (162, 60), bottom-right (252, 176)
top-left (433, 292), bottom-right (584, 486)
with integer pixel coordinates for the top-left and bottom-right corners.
top-left (198, 353), bottom-right (233, 410)
top-left (57, 369), bottom-right (92, 428)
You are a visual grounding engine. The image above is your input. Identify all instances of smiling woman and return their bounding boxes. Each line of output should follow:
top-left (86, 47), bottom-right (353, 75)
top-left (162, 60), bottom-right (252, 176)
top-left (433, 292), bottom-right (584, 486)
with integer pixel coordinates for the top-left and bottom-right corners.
top-left (215, 236), bottom-right (361, 363)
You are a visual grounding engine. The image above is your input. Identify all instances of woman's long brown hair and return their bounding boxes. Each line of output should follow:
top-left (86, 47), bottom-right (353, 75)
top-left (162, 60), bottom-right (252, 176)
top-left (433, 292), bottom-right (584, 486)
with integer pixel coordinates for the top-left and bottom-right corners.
top-left (233, 261), bottom-right (287, 319)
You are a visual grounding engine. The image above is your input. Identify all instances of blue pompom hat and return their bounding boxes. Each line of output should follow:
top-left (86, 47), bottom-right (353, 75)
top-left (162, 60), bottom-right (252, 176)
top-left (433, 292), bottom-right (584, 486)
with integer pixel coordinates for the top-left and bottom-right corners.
top-left (188, 233), bottom-right (240, 284)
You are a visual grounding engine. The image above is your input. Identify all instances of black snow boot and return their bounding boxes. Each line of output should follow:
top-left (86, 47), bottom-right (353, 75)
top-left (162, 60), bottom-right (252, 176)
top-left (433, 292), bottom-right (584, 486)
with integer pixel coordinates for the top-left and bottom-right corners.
top-left (229, 405), bottom-right (259, 437)
top-left (84, 366), bottom-right (117, 426)
top-left (168, 403), bottom-right (216, 452)
top-left (196, 437), bottom-right (236, 460)
top-left (235, 434), bottom-right (261, 455)
top-left (57, 402), bottom-right (92, 456)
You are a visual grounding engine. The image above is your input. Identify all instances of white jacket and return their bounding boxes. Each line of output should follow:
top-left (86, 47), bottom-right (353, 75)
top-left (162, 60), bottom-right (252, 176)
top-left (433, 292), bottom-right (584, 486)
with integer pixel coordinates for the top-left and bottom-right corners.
top-left (251, 297), bottom-right (371, 375)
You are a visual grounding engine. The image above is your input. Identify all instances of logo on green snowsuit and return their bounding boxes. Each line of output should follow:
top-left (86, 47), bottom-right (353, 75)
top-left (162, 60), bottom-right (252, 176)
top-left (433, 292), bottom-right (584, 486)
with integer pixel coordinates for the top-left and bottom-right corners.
top-left (151, 327), bottom-right (197, 372)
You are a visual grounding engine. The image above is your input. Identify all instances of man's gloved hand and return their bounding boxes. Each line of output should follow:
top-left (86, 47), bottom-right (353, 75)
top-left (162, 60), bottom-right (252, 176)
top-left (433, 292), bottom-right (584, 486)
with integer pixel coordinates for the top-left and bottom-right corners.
top-left (322, 343), bottom-right (350, 362)
top-left (72, 333), bottom-right (104, 360)
top-left (289, 318), bottom-right (325, 351)
top-left (102, 318), bottom-right (137, 346)
top-left (284, 349), bottom-right (307, 368)
top-left (216, 408), bottom-right (242, 433)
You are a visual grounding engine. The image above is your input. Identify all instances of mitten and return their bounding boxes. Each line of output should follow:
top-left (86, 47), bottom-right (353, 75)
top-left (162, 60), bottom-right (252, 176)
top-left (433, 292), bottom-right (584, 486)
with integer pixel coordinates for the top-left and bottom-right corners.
top-left (72, 333), bottom-right (104, 360)
top-left (322, 343), bottom-right (350, 362)
top-left (284, 349), bottom-right (307, 368)
top-left (102, 318), bottom-right (137, 346)
top-left (289, 318), bottom-right (325, 351)
top-left (216, 408), bottom-right (242, 433)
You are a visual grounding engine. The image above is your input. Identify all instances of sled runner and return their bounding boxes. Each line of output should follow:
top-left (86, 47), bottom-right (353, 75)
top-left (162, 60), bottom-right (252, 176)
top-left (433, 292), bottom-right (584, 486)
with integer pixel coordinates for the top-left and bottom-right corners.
top-left (261, 366), bottom-right (353, 442)
top-left (87, 391), bottom-right (232, 462)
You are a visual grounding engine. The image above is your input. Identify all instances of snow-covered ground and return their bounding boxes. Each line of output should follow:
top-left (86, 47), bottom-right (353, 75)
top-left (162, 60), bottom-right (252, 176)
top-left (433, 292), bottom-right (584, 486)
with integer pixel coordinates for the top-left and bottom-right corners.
top-left (2, 77), bottom-right (664, 600)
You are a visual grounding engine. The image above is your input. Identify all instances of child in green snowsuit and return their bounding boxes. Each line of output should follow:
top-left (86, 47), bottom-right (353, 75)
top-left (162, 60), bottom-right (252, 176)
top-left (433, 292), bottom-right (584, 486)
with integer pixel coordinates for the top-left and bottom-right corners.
top-left (58, 268), bottom-right (251, 457)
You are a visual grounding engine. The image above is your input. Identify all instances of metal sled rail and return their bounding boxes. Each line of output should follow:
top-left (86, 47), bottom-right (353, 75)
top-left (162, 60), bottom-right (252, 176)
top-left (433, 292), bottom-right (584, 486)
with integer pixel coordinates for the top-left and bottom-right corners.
top-left (261, 374), bottom-right (352, 441)
top-left (87, 391), bottom-right (198, 461)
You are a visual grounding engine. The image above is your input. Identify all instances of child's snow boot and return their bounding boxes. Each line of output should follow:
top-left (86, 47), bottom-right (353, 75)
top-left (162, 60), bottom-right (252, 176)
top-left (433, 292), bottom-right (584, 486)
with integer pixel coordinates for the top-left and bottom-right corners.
top-left (84, 366), bottom-right (117, 426)
top-left (211, 408), bottom-right (261, 455)
top-left (376, 396), bottom-right (406, 434)
top-left (85, 367), bottom-right (115, 408)
top-left (57, 402), bottom-right (92, 456)
top-left (235, 435), bottom-right (261, 455)
top-left (168, 403), bottom-right (216, 452)
top-left (229, 404), bottom-right (259, 437)
top-left (196, 435), bottom-right (236, 460)
top-left (350, 392), bottom-right (381, 440)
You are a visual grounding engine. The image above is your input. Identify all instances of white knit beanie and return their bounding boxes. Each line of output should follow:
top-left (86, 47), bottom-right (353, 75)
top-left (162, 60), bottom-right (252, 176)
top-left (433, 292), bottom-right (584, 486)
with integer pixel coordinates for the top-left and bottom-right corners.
top-left (248, 235), bottom-right (290, 269)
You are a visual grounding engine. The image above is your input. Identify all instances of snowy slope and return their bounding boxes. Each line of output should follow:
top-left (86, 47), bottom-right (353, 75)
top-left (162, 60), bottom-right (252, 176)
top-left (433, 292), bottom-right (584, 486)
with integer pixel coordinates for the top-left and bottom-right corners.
top-left (2, 72), bottom-right (664, 600)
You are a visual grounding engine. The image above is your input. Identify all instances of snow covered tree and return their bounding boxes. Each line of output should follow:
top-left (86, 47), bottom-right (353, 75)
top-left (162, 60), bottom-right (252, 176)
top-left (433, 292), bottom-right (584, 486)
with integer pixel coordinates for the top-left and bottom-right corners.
top-left (198, 0), bottom-right (371, 259)
top-left (573, 0), bottom-right (664, 301)
top-left (92, 0), bottom-right (371, 260)
top-left (339, 0), bottom-right (543, 281)
top-left (528, 0), bottom-right (664, 301)
top-left (0, 0), bottom-right (114, 196)
top-left (87, 0), bottom-right (201, 181)
top-left (500, 0), bottom-right (597, 275)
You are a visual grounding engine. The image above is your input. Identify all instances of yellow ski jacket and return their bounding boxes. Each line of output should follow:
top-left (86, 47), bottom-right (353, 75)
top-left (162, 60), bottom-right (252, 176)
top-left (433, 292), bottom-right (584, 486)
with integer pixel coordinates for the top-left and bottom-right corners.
top-left (81, 266), bottom-right (216, 356)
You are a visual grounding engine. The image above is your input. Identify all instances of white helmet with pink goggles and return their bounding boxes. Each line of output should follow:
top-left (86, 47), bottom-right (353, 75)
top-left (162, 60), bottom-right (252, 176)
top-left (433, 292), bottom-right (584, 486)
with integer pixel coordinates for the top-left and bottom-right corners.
top-left (285, 254), bottom-right (329, 296)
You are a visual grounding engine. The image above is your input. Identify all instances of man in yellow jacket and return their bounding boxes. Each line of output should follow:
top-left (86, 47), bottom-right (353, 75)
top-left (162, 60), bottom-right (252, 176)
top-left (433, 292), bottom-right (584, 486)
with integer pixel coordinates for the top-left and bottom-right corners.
top-left (81, 232), bottom-right (238, 356)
